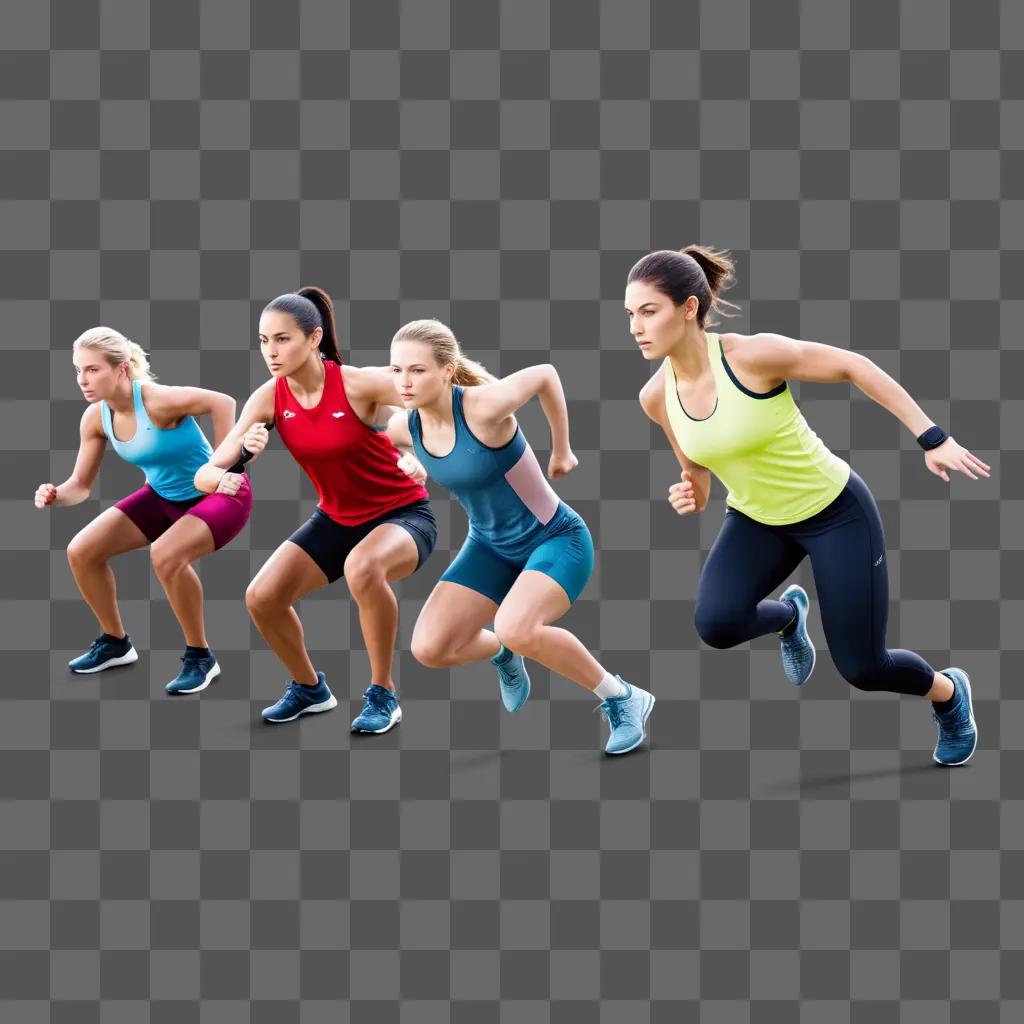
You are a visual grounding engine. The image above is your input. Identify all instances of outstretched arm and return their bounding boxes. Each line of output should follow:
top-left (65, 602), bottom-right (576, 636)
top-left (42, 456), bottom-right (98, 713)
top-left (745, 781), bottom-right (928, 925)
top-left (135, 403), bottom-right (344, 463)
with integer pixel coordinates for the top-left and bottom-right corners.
top-left (738, 333), bottom-right (991, 483)
top-left (35, 405), bottom-right (107, 508)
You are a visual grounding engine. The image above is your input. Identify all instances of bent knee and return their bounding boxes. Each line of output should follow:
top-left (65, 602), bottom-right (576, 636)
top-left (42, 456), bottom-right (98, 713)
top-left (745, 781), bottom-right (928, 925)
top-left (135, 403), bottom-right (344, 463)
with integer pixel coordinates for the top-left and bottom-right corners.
top-left (343, 554), bottom-right (386, 595)
top-left (246, 579), bottom-right (281, 619)
top-left (67, 535), bottom-right (101, 569)
top-left (693, 607), bottom-right (744, 650)
top-left (150, 540), bottom-right (188, 579)
top-left (411, 634), bottom-right (451, 669)
top-left (493, 615), bottom-right (540, 656)
top-left (837, 662), bottom-right (882, 692)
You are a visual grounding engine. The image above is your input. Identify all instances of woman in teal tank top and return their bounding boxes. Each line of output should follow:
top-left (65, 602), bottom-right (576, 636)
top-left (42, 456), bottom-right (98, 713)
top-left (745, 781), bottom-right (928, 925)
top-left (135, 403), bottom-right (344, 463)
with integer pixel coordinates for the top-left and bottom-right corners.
top-left (628, 246), bottom-right (991, 767)
top-left (385, 319), bottom-right (656, 756)
top-left (34, 327), bottom-right (251, 695)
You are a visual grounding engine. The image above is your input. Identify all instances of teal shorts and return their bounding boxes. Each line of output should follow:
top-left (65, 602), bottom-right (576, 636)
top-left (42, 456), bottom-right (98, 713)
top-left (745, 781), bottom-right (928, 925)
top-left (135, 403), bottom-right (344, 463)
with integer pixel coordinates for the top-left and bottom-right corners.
top-left (441, 516), bottom-right (594, 605)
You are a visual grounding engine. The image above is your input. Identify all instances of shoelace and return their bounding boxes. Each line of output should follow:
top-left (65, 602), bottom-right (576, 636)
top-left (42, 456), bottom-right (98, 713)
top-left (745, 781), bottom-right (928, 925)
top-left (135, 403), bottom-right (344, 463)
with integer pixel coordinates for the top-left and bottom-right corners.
top-left (363, 687), bottom-right (393, 712)
top-left (595, 699), bottom-right (625, 729)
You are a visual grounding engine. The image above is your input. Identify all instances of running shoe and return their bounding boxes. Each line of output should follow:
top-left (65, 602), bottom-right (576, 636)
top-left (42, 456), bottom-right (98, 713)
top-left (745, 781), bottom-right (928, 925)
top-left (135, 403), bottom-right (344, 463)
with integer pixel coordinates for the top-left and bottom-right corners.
top-left (777, 584), bottom-right (815, 686)
top-left (261, 673), bottom-right (338, 723)
top-left (166, 652), bottom-right (220, 695)
top-left (596, 679), bottom-right (656, 755)
top-left (68, 633), bottom-right (138, 674)
top-left (932, 667), bottom-right (978, 766)
top-left (491, 645), bottom-right (531, 713)
top-left (351, 684), bottom-right (402, 734)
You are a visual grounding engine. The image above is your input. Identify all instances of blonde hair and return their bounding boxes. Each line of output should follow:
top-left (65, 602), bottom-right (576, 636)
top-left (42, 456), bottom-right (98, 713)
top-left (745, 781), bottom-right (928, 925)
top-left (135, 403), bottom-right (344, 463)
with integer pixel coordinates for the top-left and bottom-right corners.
top-left (393, 319), bottom-right (495, 387)
top-left (72, 327), bottom-right (155, 381)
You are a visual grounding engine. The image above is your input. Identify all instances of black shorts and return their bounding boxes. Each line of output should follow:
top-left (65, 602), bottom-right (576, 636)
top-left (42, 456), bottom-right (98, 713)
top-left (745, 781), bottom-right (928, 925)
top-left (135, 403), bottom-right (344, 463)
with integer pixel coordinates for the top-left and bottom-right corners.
top-left (288, 499), bottom-right (437, 584)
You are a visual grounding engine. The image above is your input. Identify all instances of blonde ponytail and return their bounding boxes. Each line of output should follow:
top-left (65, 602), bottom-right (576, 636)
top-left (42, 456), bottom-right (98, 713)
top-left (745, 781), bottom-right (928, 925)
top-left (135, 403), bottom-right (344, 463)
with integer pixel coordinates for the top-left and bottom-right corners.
top-left (393, 319), bottom-right (496, 387)
top-left (72, 327), bottom-right (156, 381)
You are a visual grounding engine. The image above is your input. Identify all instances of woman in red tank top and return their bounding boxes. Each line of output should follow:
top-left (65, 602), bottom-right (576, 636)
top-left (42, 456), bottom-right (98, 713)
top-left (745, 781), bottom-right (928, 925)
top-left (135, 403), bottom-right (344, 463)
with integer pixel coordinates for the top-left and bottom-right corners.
top-left (197, 287), bottom-right (437, 730)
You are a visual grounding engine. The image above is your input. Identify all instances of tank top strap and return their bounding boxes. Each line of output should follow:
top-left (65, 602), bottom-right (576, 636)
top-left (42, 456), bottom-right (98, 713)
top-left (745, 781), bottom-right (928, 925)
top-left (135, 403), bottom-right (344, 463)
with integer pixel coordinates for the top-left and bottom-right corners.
top-left (450, 385), bottom-right (470, 439)
top-left (407, 407), bottom-right (423, 447)
top-left (132, 379), bottom-right (155, 428)
top-left (99, 398), bottom-right (114, 441)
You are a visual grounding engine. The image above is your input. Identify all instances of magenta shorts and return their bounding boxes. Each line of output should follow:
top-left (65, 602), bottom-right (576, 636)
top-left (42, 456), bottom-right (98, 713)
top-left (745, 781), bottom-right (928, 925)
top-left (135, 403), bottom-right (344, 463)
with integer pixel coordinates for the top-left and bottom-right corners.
top-left (115, 478), bottom-right (252, 550)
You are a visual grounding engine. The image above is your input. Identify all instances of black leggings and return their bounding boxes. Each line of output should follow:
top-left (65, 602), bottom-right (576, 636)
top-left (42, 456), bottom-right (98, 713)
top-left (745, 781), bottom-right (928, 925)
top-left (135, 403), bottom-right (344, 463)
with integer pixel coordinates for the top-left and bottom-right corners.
top-left (694, 470), bottom-right (936, 697)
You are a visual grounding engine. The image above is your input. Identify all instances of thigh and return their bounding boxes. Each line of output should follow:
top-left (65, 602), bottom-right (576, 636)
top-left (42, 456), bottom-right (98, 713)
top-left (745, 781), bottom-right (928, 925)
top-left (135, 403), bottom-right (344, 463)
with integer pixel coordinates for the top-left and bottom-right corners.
top-left (802, 475), bottom-right (888, 660)
top-left (412, 580), bottom-right (500, 651)
top-left (377, 499), bottom-right (438, 572)
top-left (287, 510), bottom-right (358, 584)
top-left (697, 509), bottom-right (805, 611)
top-left (250, 538), bottom-right (331, 605)
top-left (523, 520), bottom-right (595, 604)
top-left (186, 476), bottom-right (253, 551)
top-left (150, 512), bottom-right (217, 564)
top-left (70, 504), bottom-right (151, 559)
top-left (345, 521), bottom-right (421, 583)
top-left (441, 536), bottom-right (521, 606)
top-left (497, 569), bottom-right (573, 630)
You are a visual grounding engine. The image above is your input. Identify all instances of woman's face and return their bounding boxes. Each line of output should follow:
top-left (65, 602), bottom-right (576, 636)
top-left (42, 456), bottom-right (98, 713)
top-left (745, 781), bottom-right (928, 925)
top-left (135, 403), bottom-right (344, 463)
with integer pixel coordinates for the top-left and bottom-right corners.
top-left (258, 311), bottom-right (321, 377)
top-left (390, 339), bottom-right (452, 409)
top-left (624, 280), bottom-right (696, 360)
top-left (73, 349), bottom-right (125, 402)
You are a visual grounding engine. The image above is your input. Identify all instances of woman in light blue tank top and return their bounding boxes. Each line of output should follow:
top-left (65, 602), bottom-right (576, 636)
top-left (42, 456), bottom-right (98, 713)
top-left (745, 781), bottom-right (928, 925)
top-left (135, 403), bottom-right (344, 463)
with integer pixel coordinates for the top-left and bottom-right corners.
top-left (34, 327), bottom-right (251, 696)
top-left (385, 319), bottom-right (656, 756)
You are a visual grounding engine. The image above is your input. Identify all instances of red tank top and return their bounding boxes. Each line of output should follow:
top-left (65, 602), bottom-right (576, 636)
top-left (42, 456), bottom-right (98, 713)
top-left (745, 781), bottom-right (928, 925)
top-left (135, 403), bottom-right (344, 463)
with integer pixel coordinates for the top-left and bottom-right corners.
top-left (274, 359), bottom-right (429, 526)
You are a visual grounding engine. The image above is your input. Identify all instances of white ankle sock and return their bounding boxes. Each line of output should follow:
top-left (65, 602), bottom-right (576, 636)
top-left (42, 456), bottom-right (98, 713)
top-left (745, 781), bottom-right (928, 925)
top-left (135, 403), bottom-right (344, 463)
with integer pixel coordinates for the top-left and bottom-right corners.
top-left (593, 672), bottom-right (628, 700)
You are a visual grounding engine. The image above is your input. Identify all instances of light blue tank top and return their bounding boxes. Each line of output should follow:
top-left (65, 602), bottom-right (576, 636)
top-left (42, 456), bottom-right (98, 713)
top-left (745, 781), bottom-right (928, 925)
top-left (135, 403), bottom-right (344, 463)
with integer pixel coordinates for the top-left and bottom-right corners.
top-left (100, 381), bottom-right (213, 503)
top-left (408, 386), bottom-right (578, 561)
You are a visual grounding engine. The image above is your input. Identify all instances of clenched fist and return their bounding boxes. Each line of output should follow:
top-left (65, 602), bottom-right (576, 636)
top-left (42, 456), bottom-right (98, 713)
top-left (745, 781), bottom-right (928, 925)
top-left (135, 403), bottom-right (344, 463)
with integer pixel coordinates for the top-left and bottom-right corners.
top-left (242, 422), bottom-right (270, 459)
top-left (34, 483), bottom-right (58, 509)
top-left (397, 452), bottom-right (427, 485)
top-left (668, 469), bottom-right (698, 515)
top-left (216, 471), bottom-right (245, 496)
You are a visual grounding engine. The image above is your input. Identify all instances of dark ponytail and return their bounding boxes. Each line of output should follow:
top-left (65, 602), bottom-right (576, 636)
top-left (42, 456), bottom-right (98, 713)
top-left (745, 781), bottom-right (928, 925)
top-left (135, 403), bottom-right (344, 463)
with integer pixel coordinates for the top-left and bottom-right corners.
top-left (263, 286), bottom-right (342, 364)
top-left (627, 245), bottom-right (741, 328)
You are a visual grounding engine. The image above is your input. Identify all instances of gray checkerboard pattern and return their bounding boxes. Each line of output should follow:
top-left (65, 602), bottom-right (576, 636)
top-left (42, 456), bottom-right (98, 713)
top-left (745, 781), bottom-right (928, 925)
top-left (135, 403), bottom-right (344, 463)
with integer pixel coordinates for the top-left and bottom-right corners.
top-left (0, 0), bottom-right (1018, 1018)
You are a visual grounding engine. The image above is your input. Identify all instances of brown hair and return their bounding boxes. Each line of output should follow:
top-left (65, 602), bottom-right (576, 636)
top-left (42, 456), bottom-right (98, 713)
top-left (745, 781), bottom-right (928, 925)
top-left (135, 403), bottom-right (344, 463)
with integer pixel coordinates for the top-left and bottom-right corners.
top-left (627, 245), bottom-right (742, 327)
top-left (264, 285), bottom-right (342, 364)
top-left (392, 319), bottom-right (496, 387)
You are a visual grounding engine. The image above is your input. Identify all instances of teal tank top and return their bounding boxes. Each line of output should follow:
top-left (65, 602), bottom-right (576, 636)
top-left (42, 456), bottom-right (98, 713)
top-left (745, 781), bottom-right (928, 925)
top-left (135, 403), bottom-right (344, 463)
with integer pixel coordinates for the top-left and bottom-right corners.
top-left (408, 386), bottom-right (577, 561)
top-left (100, 381), bottom-right (213, 503)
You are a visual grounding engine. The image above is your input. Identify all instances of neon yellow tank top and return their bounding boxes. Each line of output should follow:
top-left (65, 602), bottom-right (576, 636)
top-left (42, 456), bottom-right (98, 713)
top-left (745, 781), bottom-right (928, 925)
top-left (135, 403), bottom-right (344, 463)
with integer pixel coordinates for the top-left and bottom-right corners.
top-left (662, 333), bottom-right (850, 525)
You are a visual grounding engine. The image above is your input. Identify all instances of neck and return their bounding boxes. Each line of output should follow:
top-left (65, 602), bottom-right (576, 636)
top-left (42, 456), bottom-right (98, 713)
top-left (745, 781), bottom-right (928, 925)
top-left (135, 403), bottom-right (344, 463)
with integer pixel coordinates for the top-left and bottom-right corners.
top-left (287, 354), bottom-right (326, 396)
top-left (418, 387), bottom-right (454, 428)
top-left (667, 329), bottom-right (711, 383)
top-left (105, 376), bottom-right (135, 414)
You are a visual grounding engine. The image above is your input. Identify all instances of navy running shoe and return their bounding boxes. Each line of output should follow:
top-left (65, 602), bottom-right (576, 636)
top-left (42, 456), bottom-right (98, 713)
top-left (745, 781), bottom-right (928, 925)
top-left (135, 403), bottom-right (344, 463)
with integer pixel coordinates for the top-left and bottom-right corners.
top-left (261, 673), bottom-right (338, 723)
top-left (351, 684), bottom-right (402, 734)
top-left (777, 584), bottom-right (815, 686)
top-left (491, 645), bottom-right (531, 713)
top-left (932, 667), bottom-right (978, 767)
top-left (68, 633), bottom-right (138, 674)
top-left (596, 679), bottom-right (656, 755)
top-left (166, 652), bottom-right (220, 695)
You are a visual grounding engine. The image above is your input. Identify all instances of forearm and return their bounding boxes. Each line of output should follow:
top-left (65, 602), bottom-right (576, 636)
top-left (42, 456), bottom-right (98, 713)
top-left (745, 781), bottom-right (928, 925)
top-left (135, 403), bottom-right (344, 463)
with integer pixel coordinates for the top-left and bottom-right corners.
top-left (538, 369), bottom-right (571, 454)
top-left (54, 478), bottom-right (90, 506)
top-left (849, 355), bottom-right (934, 437)
top-left (194, 462), bottom-right (228, 494)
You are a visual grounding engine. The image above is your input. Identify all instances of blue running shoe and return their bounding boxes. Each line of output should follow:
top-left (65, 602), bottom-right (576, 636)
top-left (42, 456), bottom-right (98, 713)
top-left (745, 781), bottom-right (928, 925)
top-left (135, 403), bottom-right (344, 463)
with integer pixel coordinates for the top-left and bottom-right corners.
top-left (166, 652), bottom-right (220, 695)
top-left (491, 645), bottom-right (530, 713)
top-left (351, 684), bottom-right (402, 734)
top-left (261, 673), bottom-right (338, 723)
top-left (932, 668), bottom-right (978, 766)
top-left (777, 584), bottom-right (815, 686)
top-left (68, 633), bottom-right (138, 674)
top-left (596, 679), bottom-right (656, 755)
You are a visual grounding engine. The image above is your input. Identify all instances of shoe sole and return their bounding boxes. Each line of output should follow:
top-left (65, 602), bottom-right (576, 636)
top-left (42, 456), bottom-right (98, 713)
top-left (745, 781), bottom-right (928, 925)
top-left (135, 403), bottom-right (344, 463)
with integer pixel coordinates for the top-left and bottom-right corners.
top-left (263, 694), bottom-right (339, 724)
top-left (167, 662), bottom-right (221, 695)
top-left (69, 647), bottom-right (139, 674)
top-left (781, 586), bottom-right (815, 687)
top-left (605, 693), bottom-right (656, 755)
top-left (933, 669), bottom-right (978, 767)
top-left (351, 706), bottom-right (402, 734)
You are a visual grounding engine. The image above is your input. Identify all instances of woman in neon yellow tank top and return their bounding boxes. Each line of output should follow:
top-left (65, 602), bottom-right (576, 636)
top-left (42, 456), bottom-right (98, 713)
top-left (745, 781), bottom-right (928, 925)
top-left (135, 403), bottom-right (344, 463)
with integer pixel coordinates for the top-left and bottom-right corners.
top-left (627, 246), bottom-right (991, 767)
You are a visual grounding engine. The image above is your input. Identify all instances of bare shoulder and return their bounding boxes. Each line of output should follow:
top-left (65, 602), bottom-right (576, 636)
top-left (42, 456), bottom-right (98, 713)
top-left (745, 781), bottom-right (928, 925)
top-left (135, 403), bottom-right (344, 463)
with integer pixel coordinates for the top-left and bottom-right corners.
top-left (716, 331), bottom-right (759, 360)
top-left (81, 402), bottom-right (104, 436)
top-left (342, 362), bottom-right (388, 396)
top-left (638, 367), bottom-right (668, 422)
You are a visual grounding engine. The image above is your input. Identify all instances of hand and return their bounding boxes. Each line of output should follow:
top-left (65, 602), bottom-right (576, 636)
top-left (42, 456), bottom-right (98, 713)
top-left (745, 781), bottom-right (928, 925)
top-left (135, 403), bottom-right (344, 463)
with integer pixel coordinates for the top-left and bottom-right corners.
top-left (397, 452), bottom-right (427, 485)
top-left (34, 483), bottom-right (58, 509)
top-left (668, 469), bottom-right (698, 515)
top-left (548, 449), bottom-right (578, 479)
top-left (924, 437), bottom-right (991, 483)
top-left (242, 422), bottom-right (270, 459)
top-left (216, 471), bottom-right (245, 496)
